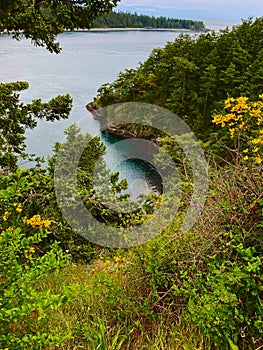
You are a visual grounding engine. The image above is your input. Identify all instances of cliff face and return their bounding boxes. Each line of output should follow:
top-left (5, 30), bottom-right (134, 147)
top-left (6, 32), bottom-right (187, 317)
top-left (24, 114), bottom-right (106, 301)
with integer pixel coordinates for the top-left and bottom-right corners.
top-left (86, 102), bottom-right (160, 142)
top-left (86, 102), bottom-right (109, 128)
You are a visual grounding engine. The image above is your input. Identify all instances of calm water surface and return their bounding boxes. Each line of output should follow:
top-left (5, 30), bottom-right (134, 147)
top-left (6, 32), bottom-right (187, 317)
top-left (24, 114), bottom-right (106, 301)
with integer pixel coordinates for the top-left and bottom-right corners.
top-left (0, 21), bottom-right (240, 197)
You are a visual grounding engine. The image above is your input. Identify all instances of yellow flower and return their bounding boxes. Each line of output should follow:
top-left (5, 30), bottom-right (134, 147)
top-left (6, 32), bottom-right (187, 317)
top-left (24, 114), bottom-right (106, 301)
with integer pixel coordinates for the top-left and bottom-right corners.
top-left (2, 211), bottom-right (11, 222)
top-left (231, 105), bottom-right (240, 113)
top-left (23, 215), bottom-right (51, 228)
top-left (239, 121), bottom-right (246, 130)
top-left (230, 128), bottom-right (235, 138)
top-left (255, 156), bottom-right (262, 164)
top-left (212, 115), bottom-right (221, 124)
top-left (103, 259), bottom-right (111, 267)
top-left (225, 97), bottom-right (235, 105)
top-left (259, 94), bottom-right (263, 99)
top-left (236, 96), bottom-right (249, 109)
top-left (243, 148), bottom-right (249, 153)
top-left (253, 147), bottom-right (259, 153)
top-left (14, 203), bottom-right (22, 213)
top-left (24, 247), bottom-right (35, 259)
top-left (250, 109), bottom-right (262, 118)
top-left (243, 156), bottom-right (249, 161)
top-left (113, 256), bottom-right (121, 263)
top-left (252, 138), bottom-right (261, 145)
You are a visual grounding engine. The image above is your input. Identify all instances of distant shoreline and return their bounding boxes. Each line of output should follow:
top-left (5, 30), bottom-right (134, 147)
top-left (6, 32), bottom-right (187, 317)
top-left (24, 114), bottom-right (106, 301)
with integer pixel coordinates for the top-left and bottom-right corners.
top-left (72, 27), bottom-right (207, 33)
top-left (0, 27), bottom-right (207, 37)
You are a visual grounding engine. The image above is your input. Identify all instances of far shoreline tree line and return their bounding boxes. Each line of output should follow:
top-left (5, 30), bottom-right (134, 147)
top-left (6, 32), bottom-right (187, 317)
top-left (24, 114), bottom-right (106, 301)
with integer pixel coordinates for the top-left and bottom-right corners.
top-left (92, 11), bottom-right (205, 31)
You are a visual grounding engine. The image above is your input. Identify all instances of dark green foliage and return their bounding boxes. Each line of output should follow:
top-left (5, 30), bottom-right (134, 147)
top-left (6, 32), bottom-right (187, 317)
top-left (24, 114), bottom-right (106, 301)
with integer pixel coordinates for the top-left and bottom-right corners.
top-left (1, 3), bottom-right (262, 347)
top-left (0, 81), bottom-right (72, 171)
top-left (94, 17), bottom-right (263, 140)
top-left (0, 0), bottom-right (120, 53)
top-left (135, 165), bottom-right (263, 349)
top-left (0, 1), bottom-right (122, 170)
top-left (93, 11), bottom-right (205, 30)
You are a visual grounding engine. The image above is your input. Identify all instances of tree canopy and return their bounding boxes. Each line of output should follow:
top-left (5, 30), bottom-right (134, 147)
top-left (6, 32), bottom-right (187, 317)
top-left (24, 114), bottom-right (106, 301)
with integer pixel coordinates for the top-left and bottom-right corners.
top-left (94, 17), bottom-right (263, 140)
top-left (93, 11), bottom-right (205, 31)
top-left (0, 0), bottom-right (121, 171)
top-left (0, 0), bottom-right (120, 53)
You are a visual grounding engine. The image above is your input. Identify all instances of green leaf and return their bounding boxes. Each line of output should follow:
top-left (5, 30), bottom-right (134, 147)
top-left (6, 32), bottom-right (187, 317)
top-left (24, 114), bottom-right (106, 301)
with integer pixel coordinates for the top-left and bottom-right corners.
top-left (228, 338), bottom-right (239, 350)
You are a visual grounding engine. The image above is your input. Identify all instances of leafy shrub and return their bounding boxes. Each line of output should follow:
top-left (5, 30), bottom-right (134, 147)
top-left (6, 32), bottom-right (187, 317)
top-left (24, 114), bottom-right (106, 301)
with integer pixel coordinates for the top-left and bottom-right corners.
top-left (213, 94), bottom-right (263, 164)
top-left (0, 169), bottom-right (71, 349)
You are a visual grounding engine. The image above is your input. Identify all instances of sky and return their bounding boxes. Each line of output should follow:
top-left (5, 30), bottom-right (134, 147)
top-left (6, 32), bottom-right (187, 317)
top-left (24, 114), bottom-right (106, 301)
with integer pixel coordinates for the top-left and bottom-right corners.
top-left (116, 0), bottom-right (263, 20)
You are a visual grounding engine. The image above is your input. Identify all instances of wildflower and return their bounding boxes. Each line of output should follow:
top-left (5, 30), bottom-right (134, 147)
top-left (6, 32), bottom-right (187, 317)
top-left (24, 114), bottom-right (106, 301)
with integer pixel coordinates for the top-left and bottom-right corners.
top-left (113, 256), bottom-right (121, 263)
top-left (24, 247), bottom-right (35, 259)
top-left (250, 109), bottom-right (262, 119)
top-left (231, 105), bottom-right (241, 113)
top-left (255, 156), bottom-right (262, 164)
top-left (243, 156), bottom-right (249, 161)
top-left (239, 121), bottom-right (246, 130)
top-left (14, 203), bottom-right (22, 213)
top-left (225, 97), bottom-right (235, 105)
top-left (243, 149), bottom-right (249, 153)
top-left (23, 215), bottom-right (51, 228)
top-left (252, 138), bottom-right (261, 145)
top-left (236, 96), bottom-right (249, 109)
top-left (2, 211), bottom-right (11, 222)
top-left (212, 115), bottom-right (221, 124)
top-left (103, 259), bottom-right (111, 267)
top-left (1, 277), bottom-right (7, 283)
top-left (229, 128), bottom-right (235, 138)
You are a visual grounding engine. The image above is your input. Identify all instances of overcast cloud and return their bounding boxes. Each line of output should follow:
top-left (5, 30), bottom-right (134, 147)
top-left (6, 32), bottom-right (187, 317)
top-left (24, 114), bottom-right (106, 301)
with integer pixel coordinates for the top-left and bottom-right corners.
top-left (117, 0), bottom-right (263, 19)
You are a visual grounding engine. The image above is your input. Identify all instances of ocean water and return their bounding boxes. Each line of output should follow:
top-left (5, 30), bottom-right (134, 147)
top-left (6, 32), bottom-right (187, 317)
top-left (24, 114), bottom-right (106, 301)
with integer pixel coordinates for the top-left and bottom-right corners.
top-left (0, 19), bottom-right (240, 197)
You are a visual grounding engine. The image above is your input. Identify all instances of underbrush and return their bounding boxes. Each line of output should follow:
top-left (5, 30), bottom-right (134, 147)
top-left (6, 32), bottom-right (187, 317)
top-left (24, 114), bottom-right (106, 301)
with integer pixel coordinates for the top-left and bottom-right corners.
top-left (131, 164), bottom-right (263, 349)
top-left (37, 263), bottom-right (212, 350)
top-left (1, 163), bottom-right (262, 349)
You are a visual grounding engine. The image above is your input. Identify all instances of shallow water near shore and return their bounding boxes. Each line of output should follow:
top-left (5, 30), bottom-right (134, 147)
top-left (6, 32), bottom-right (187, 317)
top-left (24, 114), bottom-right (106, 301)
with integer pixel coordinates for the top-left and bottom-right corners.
top-left (0, 21), bottom-right (239, 198)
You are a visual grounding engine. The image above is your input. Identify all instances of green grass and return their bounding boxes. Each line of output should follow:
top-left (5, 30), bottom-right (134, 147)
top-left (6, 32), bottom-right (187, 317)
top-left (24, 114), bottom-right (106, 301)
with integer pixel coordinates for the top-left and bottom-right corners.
top-left (37, 263), bottom-right (212, 350)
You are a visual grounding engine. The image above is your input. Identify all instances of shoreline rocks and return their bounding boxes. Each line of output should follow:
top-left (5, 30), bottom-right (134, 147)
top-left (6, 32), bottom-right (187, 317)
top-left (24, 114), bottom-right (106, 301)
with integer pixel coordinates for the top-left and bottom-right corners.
top-left (86, 102), bottom-right (160, 142)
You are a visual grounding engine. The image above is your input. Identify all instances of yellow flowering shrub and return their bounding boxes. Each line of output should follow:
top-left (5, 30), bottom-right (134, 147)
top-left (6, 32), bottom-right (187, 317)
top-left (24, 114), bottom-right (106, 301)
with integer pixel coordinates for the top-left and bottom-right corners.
top-left (24, 247), bottom-right (36, 259)
top-left (0, 170), bottom-right (70, 348)
top-left (2, 211), bottom-right (11, 222)
top-left (213, 94), bottom-right (263, 164)
top-left (13, 203), bottom-right (22, 213)
top-left (23, 214), bottom-right (51, 228)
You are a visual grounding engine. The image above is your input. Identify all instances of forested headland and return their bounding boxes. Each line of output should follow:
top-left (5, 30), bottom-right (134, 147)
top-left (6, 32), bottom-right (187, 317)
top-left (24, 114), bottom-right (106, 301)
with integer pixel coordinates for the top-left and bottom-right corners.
top-left (0, 2), bottom-right (262, 349)
top-left (92, 11), bottom-right (205, 30)
top-left (93, 17), bottom-right (263, 145)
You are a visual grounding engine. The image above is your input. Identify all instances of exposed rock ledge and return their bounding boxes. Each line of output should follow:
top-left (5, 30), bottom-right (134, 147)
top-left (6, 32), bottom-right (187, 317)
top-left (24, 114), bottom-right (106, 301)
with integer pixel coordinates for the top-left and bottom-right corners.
top-left (86, 102), bottom-right (160, 142)
top-left (86, 102), bottom-right (109, 128)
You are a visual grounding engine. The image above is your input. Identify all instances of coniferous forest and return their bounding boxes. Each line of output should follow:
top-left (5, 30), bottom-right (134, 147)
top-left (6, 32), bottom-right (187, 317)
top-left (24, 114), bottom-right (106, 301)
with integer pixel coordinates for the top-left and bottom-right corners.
top-left (0, 1), bottom-right (262, 349)
top-left (92, 11), bottom-right (205, 30)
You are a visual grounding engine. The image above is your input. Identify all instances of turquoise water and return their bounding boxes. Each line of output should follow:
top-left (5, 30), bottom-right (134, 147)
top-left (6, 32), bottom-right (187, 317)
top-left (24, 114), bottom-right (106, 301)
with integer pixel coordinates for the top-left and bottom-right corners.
top-left (0, 23), bottom-right (238, 197)
top-left (0, 30), bottom-right (189, 197)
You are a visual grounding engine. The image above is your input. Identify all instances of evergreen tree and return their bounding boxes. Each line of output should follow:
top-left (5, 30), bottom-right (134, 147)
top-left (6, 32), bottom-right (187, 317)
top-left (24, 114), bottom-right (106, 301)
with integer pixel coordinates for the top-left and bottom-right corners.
top-left (0, 0), bottom-right (120, 53)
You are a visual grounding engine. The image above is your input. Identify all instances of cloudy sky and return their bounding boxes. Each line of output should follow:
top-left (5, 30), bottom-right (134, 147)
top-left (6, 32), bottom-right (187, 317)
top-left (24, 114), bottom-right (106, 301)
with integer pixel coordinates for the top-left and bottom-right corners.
top-left (117, 0), bottom-right (263, 20)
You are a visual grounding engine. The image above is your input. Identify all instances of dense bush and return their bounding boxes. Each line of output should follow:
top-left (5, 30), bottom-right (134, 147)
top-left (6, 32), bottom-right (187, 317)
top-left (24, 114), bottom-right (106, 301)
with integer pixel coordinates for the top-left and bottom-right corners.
top-left (94, 18), bottom-right (263, 140)
top-left (1, 5), bottom-right (262, 348)
top-left (0, 169), bottom-right (71, 349)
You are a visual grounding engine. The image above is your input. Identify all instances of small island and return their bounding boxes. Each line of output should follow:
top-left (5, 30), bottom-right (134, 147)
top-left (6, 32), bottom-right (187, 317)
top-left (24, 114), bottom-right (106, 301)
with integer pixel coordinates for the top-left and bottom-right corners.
top-left (92, 11), bottom-right (206, 31)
